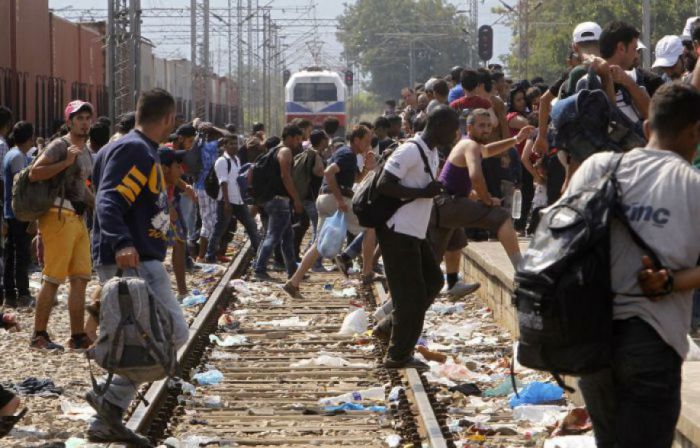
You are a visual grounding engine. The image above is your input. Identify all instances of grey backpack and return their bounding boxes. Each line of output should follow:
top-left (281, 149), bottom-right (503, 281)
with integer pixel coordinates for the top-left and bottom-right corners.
top-left (87, 276), bottom-right (178, 396)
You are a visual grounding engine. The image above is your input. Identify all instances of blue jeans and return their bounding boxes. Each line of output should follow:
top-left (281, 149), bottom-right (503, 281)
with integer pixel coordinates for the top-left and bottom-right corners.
top-left (206, 201), bottom-right (260, 259)
top-left (92, 261), bottom-right (189, 410)
top-left (254, 197), bottom-right (296, 276)
top-left (179, 193), bottom-right (199, 243)
top-left (578, 318), bottom-right (682, 448)
top-left (343, 232), bottom-right (364, 259)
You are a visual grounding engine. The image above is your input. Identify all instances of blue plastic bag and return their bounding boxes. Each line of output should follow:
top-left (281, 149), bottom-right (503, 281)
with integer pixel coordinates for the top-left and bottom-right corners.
top-left (317, 211), bottom-right (347, 258)
top-left (508, 381), bottom-right (564, 408)
top-left (192, 369), bottom-right (224, 386)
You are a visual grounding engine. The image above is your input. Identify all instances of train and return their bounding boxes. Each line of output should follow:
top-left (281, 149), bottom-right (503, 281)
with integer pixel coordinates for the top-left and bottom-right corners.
top-left (285, 68), bottom-right (347, 130)
top-left (0, 0), bottom-right (237, 138)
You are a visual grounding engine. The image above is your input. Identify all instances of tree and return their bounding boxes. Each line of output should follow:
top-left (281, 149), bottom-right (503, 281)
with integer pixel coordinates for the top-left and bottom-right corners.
top-left (337, 0), bottom-right (469, 100)
top-left (499, 0), bottom-right (697, 82)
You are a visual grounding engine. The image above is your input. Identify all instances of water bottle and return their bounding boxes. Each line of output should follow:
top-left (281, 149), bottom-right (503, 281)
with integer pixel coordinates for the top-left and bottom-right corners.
top-left (319, 386), bottom-right (386, 405)
top-left (511, 189), bottom-right (522, 220)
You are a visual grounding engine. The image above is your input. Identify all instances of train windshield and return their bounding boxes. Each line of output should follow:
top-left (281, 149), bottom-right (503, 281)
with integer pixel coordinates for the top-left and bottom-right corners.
top-left (293, 83), bottom-right (338, 102)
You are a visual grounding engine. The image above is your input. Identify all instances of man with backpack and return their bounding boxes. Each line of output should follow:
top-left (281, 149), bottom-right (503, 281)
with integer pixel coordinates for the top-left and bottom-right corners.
top-left (371, 105), bottom-right (459, 369)
top-left (204, 133), bottom-right (260, 262)
top-left (283, 125), bottom-right (377, 299)
top-left (559, 83), bottom-right (700, 448)
top-left (87, 89), bottom-right (188, 445)
top-left (252, 124), bottom-right (304, 281)
top-left (28, 100), bottom-right (94, 351)
top-left (292, 129), bottom-right (327, 269)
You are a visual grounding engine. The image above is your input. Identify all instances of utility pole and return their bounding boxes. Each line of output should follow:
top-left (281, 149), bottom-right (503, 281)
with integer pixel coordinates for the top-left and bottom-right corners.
top-left (642, 0), bottom-right (651, 69)
top-left (408, 40), bottom-right (415, 89)
top-left (192, 0), bottom-right (210, 120)
top-left (237, 0), bottom-right (243, 132)
top-left (228, 0), bottom-right (232, 124)
top-left (247, 0), bottom-right (252, 132)
top-left (107, 0), bottom-right (141, 124)
top-left (262, 12), bottom-right (268, 130)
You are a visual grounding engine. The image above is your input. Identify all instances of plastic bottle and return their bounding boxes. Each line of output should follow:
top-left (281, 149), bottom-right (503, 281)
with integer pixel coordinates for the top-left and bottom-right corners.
top-left (319, 386), bottom-right (385, 405)
top-left (512, 189), bottom-right (522, 220)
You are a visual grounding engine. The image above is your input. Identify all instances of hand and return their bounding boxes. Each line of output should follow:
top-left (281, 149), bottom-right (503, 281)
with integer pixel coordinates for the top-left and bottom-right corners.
top-left (533, 135), bottom-right (548, 155)
top-left (26, 221), bottom-right (37, 236)
top-left (609, 65), bottom-right (632, 86)
top-left (35, 234), bottom-right (44, 265)
top-left (293, 199), bottom-right (303, 214)
top-left (422, 181), bottom-right (444, 198)
top-left (516, 126), bottom-right (536, 144)
top-left (637, 255), bottom-right (672, 301)
top-left (487, 197), bottom-right (501, 207)
top-left (337, 198), bottom-right (349, 213)
top-left (116, 246), bottom-right (140, 269)
top-left (66, 145), bottom-right (82, 165)
top-left (364, 152), bottom-right (377, 171)
top-left (1, 312), bottom-right (20, 332)
top-left (184, 184), bottom-right (197, 202)
top-left (588, 56), bottom-right (610, 78)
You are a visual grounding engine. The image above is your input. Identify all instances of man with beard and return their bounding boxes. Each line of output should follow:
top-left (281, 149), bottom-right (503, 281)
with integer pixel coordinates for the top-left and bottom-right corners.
top-left (429, 109), bottom-right (533, 272)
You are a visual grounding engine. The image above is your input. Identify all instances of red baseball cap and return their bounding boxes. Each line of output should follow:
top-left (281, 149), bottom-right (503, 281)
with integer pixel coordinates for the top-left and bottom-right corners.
top-left (64, 100), bottom-right (94, 122)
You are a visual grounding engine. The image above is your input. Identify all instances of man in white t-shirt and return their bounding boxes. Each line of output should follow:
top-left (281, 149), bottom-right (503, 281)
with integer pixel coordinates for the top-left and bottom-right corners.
top-left (568, 83), bottom-right (700, 448)
top-left (204, 134), bottom-right (260, 262)
top-left (372, 105), bottom-right (459, 369)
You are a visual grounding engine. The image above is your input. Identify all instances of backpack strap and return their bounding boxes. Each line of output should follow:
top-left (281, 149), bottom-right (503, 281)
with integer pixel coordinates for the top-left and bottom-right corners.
top-left (609, 153), bottom-right (672, 297)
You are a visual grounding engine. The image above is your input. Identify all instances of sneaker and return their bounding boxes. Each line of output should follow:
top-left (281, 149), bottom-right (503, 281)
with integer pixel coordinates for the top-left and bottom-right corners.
top-left (361, 272), bottom-right (385, 286)
top-left (445, 282), bottom-right (481, 300)
top-left (16, 295), bottom-right (35, 308)
top-left (384, 356), bottom-right (429, 370)
top-left (30, 333), bottom-right (64, 351)
top-left (334, 255), bottom-right (351, 278)
top-left (252, 271), bottom-right (274, 282)
top-left (85, 391), bottom-right (151, 446)
top-left (282, 282), bottom-right (305, 300)
top-left (68, 333), bottom-right (92, 351)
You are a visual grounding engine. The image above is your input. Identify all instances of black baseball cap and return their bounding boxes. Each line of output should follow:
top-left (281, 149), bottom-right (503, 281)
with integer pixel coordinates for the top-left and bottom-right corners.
top-left (175, 123), bottom-right (196, 137)
top-left (158, 148), bottom-right (187, 166)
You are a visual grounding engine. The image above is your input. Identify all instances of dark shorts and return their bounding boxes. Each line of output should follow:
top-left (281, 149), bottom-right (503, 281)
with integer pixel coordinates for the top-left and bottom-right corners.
top-left (428, 196), bottom-right (510, 260)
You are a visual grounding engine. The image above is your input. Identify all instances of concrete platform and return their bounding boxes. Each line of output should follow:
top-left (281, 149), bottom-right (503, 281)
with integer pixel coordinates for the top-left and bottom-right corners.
top-left (461, 240), bottom-right (700, 447)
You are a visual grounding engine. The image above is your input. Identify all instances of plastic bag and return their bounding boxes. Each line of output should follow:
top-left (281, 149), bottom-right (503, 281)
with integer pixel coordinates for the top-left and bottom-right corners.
top-left (509, 382), bottom-right (564, 408)
top-left (544, 435), bottom-right (597, 448)
top-left (192, 369), bottom-right (224, 385)
top-left (512, 404), bottom-right (568, 425)
top-left (317, 211), bottom-right (347, 258)
top-left (338, 308), bottom-right (368, 336)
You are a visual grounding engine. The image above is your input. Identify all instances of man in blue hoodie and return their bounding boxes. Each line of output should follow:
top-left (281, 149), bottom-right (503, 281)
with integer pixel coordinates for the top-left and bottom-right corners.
top-left (85, 89), bottom-right (188, 445)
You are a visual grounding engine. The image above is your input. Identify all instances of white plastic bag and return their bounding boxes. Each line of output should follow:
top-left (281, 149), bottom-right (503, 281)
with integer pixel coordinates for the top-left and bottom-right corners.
top-left (338, 308), bottom-right (369, 336)
top-left (687, 335), bottom-right (700, 361)
top-left (318, 211), bottom-right (347, 258)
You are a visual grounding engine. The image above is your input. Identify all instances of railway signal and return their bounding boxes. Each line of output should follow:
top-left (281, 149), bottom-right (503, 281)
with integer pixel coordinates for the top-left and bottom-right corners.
top-left (478, 25), bottom-right (493, 62)
top-left (345, 69), bottom-right (354, 87)
top-left (283, 69), bottom-right (291, 85)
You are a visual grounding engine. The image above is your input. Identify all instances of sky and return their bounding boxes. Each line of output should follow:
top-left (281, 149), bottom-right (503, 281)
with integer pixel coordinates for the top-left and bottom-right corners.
top-left (49, 0), bottom-right (514, 74)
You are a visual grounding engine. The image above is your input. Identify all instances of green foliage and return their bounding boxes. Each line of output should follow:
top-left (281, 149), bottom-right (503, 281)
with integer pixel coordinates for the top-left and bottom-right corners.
top-left (349, 90), bottom-right (383, 123)
top-left (502, 0), bottom-right (696, 81)
top-left (336, 0), bottom-right (469, 100)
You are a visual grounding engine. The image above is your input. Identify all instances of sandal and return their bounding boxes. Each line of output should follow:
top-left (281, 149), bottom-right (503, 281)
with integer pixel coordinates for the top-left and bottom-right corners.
top-left (0, 407), bottom-right (27, 438)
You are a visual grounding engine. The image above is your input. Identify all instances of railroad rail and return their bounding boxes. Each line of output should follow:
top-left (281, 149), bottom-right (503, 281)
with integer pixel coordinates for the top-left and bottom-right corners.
top-left (109, 240), bottom-right (456, 447)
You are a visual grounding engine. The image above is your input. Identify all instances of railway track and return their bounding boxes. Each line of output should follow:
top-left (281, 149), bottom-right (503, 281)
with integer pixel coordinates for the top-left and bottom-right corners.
top-left (112, 241), bottom-right (453, 448)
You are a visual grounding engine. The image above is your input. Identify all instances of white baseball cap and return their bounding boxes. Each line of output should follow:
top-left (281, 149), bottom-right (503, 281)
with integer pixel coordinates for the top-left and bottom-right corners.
top-left (573, 22), bottom-right (602, 43)
top-left (681, 16), bottom-right (700, 41)
top-left (652, 35), bottom-right (684, 68)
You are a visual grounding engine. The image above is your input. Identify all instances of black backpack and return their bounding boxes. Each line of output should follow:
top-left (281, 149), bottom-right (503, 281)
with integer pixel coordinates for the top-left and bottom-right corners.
top-left (292, 149), bottom-right (316, 201)
top-left (514, 154), bottom-right (665, 387)
top-left (204, 157), bottom-right (231, 200)
top-left (250, 145), bottom-right (283, 203)
top-left (353, 139), bottom-right (434, 228)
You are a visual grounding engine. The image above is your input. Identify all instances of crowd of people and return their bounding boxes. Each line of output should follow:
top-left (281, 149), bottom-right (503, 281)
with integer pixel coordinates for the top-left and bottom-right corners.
top-left (0, 13), bottom-right (697, 448)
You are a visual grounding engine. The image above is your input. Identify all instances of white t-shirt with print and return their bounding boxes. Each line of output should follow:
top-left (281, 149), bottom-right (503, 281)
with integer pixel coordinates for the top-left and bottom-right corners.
top-left (566, 148), bottom-right (700, 359)
top-left (384, 134), bottom-right (439, 239)
top-left (215, 153), bottom-right (243, 205)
